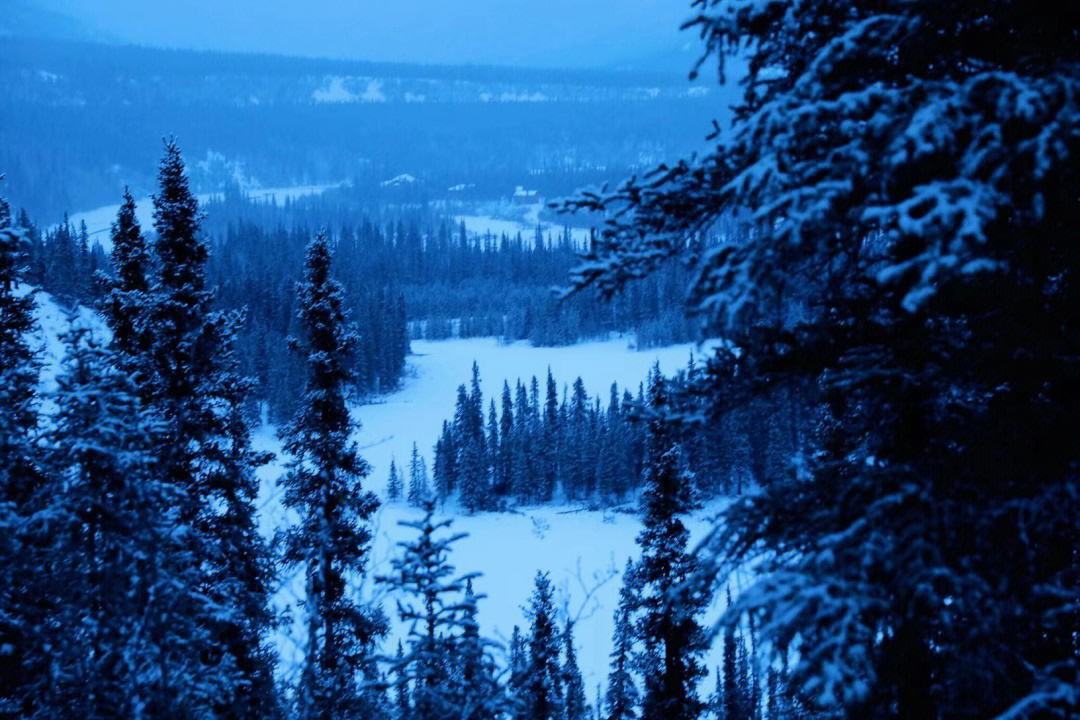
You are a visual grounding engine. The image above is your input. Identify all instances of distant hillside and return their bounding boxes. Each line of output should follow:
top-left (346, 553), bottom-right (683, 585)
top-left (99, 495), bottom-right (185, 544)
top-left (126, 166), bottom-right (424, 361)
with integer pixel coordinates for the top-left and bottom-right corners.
top-left (0, 1), bottom-right (111, 44)
top-left (0, 38), bottom-right (731, 221)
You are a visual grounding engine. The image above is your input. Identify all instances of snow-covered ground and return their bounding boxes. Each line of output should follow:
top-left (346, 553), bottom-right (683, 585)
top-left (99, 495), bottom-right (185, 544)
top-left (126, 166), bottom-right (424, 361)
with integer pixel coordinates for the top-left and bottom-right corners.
top-left (28, 291), bottom-right (729, 696)
top-left (59, 183), bottom-right (342, 249)
top-left (23, 285), bottom-right (108, 405)
top-left (350, 336), bottom-right (706, 487)
top-left (456, 204), bottom-right (591, 248)
top-left (254, 335), bottom-right (728, 692)
top-left (258, 457), bottom-right (728, 697)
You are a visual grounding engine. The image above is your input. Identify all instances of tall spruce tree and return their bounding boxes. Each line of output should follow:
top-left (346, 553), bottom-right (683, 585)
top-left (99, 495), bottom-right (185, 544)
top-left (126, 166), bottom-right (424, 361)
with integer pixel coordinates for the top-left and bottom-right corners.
top-left (145, 141), bottom-right (277, 717)
top-left (541, 369), bottom-right (560, 499)
top-left (512, 382), bottom-right (537, 503)
top-left (380, 500), bottom-right (472, 720)
top-left (146, 138), bottom-right (212, 434)
top-left (524, 572), bottom-right (563, 720)
top-left (457, 369), bottom-right (489, 512)
top-left (605, 559), bottom-right (639, 720)
top-left (408, 442), bottom-right (431, 506)
top-left (0, 191), bottom-right (42, 716)
top-left (625, 371), bottom-right (706, 720)
top-left (562, 619), bottom-right (589, 720)
top-left (496, 382), bottom-right (515, 496)
top-left (387, 458), bottom-right (403, 501)
top-left (486, 399), bottom-right (499, 488)
top-left (280, 232), bottom-right (386, 720)
top-left (433, 420), bottom-right (458, 502)
top-left (99, 188), bottom-right (150, 363)
top-left (38, 326), bottom-right (226, 718)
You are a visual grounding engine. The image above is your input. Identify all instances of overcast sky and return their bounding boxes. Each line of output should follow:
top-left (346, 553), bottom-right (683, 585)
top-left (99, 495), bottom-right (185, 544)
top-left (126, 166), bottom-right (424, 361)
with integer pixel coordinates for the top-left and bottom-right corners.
top-left (33, 0), bottom-right (701, 70)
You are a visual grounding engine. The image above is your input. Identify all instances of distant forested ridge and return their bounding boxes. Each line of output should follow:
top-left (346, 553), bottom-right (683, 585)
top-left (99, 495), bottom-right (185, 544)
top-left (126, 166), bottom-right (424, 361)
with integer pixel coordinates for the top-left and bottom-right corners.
top-left (0, 36), bottom-right (720, 221)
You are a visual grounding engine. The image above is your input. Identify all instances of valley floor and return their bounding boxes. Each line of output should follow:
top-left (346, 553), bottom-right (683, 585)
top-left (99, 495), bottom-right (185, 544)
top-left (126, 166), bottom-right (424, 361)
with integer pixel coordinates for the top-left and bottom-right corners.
top-left (253, 335), bottom-right (728, 691)
top-left (31, 287), bottom-right (731, 695)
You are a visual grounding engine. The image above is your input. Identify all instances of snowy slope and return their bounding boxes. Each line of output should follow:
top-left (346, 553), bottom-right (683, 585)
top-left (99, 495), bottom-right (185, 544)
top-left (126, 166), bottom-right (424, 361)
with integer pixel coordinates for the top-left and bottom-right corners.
top-left (21, 284), bottom-right (109, 403)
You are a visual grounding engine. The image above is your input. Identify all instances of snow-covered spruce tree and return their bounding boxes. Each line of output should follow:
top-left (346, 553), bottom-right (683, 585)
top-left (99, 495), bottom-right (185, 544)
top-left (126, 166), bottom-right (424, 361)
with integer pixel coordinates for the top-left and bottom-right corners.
top-left (605, 559), bottom-right (639, 720)
top-left (564, 379), bottom-right (590, 499)
top-left (562, 619), bottom-right (589, 720)
top-left (408, 442), bottom-right (431, 506)
top-left (36, 326), bottom-right (227, 718)
top-left (524, 571), bottom-right (563, 720)
top-left (540, 369), bottom-right (560, 500)
top-left (388, 458), bottom-right (403, 501)
top-left (486, 400), bottom-right (499, 487)
top-left (511, 381), bottom-right (538, 503)
top-left (596, 386), bottom-right (618, 502)
top-left (456, 363), bottom-right (490, 513)
top-left (434, 419), bottom-right (458, 502)
top-left (145, 140), bottom-right (278, 718)
top-left (495, 381), bottom-right (515, 496)
top-left (508, 625), bottom-right (529, 720)
top-left (0, 191), bottom-right (43, 716)
top-left (378, 500), bottom-right (480, 720)
top-left (392, 641), bottom-right (410, 720)
top-left (98, 188), bottom-right (151, 363)
top-left (146, 138), bottom-right (212, 429)
top-left (560, 2), bottom-right (1080, 718)
top-left (456, 577), bottom-right (505, 720)
top-left (625, 371), bottom-right (706, 720)
top-left (280, 232), bottom-right (387, 720)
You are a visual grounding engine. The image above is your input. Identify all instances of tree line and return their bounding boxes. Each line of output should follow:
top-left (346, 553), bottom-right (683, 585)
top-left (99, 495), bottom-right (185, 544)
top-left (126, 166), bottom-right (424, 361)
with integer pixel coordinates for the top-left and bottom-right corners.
top-left (14, 181), bottom-right (703, 424)
top-left (198, 188), bottom-right (701, 353)
top-left (398, 357), bottom-right (808, 513)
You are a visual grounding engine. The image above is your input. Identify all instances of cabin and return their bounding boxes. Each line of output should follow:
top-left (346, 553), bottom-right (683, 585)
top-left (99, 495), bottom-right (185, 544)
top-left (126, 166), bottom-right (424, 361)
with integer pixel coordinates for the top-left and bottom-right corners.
top-left (512, 186), bottom-right (541, 205)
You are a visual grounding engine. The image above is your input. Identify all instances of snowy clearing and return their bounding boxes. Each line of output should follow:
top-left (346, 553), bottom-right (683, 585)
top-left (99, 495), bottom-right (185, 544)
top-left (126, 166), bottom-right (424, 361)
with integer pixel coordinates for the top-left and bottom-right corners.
top-left (29, 292), bottom-right (729, 694)
top-left (455, 207), bottom-right (592, 248)
top-left (253, 335), bottom-right (728, 691)
top-left (24, 285), bottom-right (108, 403)
top-left (348, 336), bottom-right (708, 485)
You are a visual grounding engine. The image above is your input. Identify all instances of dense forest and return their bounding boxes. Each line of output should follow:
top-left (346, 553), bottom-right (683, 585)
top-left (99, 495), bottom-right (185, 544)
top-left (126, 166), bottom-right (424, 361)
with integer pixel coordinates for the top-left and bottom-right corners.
top-left (2, 1), bottom-right (1078, 720)
top-left (13, 179), bottom-right (701, 421)
top-left (410, 358), bottom-right (802, 512)
top-left (0, 144), bottom-right (775, 719)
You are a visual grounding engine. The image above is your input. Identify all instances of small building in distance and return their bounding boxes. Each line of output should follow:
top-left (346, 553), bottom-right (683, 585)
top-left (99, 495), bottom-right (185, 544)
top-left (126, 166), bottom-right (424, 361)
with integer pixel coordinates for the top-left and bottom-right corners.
top-left (512, 186), bottom-right (541, 205)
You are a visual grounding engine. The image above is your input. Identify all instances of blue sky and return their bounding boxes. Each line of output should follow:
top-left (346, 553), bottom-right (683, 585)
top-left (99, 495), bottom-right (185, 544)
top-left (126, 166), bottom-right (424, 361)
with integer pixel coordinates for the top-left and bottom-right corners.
top-left (32, 0), bottom-right (702, 70)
